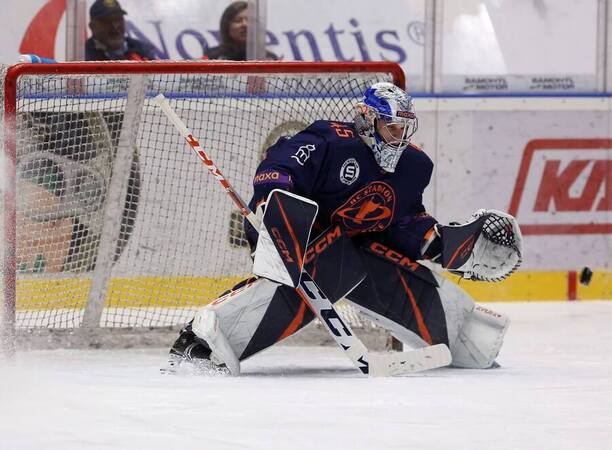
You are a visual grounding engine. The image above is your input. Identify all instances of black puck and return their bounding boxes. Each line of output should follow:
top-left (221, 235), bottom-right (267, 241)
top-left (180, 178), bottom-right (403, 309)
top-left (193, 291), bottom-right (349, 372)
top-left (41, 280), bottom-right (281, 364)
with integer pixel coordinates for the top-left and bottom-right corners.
top-left (579, 267), bottom-right (593, 286)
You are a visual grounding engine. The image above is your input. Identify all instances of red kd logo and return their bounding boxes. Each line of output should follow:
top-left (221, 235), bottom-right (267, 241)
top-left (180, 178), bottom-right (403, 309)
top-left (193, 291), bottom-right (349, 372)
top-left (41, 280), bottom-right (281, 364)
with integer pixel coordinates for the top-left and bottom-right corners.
top-left (509, 139), bottom-right (611, 234)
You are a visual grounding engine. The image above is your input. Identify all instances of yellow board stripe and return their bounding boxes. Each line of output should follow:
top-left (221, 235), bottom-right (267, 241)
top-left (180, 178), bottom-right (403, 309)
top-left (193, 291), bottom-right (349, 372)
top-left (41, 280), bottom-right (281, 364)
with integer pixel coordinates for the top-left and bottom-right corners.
top-left (15, 270), bottom-right (612, 311)
top-left (443, 270), bottom-right (611, 302)
top-left (16, 275), bottom-right (245, 311)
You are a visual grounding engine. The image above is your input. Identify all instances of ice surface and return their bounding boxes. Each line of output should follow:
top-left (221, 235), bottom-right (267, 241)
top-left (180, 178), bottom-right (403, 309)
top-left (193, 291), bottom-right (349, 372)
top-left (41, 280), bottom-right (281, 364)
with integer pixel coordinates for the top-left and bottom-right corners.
top-left (1, 301), bottom-right (611, 450)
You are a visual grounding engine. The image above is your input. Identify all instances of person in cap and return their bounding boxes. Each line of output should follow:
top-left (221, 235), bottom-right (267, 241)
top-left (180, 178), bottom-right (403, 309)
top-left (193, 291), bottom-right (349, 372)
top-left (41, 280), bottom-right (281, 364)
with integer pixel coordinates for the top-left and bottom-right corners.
top-left (85, 0), bottom-right (156, 61)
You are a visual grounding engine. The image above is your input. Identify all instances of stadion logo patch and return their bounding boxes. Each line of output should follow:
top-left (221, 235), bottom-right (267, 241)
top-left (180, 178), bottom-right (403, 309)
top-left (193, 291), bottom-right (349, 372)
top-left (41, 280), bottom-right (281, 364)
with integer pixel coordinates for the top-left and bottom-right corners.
top-left (509, 139), bottom-right (611, 235)
top-left (340, 158), bottom-right (360, 185)
top-left (333, 181), bottom-right (395, 233)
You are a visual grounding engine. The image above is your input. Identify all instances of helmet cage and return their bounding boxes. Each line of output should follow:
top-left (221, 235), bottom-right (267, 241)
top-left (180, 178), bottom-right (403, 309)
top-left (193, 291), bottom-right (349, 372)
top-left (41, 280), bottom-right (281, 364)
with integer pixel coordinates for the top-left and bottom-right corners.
top-left (374, 110), bottom-right (418, 150)
top-left (357, 102), bottom-right (418, 172)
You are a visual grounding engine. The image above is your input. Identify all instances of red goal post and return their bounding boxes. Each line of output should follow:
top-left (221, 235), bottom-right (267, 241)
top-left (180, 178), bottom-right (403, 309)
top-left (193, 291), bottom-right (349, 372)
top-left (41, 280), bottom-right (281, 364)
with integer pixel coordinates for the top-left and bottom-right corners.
top-left (1, 61), bottom-right (405, 353)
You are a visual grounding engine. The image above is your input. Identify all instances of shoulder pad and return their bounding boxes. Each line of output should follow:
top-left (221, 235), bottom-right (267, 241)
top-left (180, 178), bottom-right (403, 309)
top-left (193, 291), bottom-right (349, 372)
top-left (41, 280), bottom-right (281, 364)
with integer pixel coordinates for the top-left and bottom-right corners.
top-left (399, 144), bottom-right (433, 168)
top-left (305, 120), bottom-right (359, 142)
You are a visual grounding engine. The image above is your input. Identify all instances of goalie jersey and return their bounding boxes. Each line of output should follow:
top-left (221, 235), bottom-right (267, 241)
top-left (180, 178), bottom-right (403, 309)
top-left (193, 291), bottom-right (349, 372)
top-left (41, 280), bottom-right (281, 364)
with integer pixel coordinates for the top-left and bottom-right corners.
top-left (246, 120), bottom-right (437, 260)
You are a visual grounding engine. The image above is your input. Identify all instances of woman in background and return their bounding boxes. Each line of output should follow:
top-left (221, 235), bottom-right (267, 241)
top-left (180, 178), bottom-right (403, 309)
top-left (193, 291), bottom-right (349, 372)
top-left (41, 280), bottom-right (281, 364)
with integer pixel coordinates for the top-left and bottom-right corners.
top-left (204, 1), bottom-right (278, 61)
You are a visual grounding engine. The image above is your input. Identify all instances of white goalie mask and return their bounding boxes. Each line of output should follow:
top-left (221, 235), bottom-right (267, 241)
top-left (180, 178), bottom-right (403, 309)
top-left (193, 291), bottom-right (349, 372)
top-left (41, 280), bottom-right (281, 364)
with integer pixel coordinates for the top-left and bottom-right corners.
top-left (354, 82), bottom-right (418, 173)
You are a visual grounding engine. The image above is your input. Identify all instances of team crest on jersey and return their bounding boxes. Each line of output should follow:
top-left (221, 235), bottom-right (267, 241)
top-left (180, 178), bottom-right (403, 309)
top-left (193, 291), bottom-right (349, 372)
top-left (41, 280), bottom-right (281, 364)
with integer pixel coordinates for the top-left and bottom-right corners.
top-left (340, 158), bottom-right (360, 185)
top-left (291, 144), bottom-right (316, 166)
top-left (332, 181), bottom-right (395, 233)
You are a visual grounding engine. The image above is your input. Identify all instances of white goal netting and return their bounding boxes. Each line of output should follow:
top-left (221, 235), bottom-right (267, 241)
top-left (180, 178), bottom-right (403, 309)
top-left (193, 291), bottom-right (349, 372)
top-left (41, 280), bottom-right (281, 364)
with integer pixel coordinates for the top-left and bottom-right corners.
top-left (1, 61), bottom-right (400, 348)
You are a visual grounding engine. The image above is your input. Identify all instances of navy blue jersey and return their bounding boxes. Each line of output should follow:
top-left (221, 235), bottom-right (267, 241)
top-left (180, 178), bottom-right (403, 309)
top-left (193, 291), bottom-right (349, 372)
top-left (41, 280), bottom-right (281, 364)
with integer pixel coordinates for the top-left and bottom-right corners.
top-left (247, 120), bottom-right (437, 259)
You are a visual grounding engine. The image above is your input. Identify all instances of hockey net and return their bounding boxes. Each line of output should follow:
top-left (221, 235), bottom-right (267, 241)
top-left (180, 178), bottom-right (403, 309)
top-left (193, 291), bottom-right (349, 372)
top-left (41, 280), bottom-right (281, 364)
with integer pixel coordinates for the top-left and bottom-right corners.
top-left (0, 61), bottom-right (403, 350)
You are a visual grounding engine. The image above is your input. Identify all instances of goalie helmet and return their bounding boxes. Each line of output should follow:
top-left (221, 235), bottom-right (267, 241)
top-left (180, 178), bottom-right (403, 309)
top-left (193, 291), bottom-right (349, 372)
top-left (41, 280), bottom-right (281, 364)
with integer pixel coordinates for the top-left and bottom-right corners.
top-left (354, 82), bottom-right (418, 172)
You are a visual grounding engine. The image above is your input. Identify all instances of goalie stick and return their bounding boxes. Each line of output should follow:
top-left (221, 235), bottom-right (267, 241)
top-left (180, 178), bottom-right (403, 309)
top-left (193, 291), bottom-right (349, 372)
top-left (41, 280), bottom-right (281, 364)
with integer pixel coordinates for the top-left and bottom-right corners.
top-left (154, 93), bottom-right (451, 376)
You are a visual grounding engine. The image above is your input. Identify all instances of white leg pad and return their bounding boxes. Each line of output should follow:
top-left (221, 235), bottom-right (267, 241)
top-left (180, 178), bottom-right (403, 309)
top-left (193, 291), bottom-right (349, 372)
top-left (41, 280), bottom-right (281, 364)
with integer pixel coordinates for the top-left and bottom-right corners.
top-left (192, 308), bottom-right (241, 376)
top-left (451, 304), bottom-right (510, 369)
top-left (433, 273), bottom-right (475, 347)
top-left (433, 273), bottom-right (509, 368)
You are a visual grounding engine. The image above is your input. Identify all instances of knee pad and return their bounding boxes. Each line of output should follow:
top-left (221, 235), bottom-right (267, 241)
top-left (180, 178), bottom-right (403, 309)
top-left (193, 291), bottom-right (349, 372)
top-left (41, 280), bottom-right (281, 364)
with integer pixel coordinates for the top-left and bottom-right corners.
top-left (200, 276), bottom-right (314, 362)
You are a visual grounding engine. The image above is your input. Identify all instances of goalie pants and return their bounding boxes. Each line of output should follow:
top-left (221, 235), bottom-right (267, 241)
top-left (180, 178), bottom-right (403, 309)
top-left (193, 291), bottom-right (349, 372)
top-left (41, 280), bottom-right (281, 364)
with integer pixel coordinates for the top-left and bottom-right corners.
top-left (196, 235), bottom-right (509, 369)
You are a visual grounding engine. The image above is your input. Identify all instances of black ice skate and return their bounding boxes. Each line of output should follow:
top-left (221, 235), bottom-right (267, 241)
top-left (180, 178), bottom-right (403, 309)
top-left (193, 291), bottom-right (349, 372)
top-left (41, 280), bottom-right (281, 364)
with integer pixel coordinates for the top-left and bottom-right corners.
top-left (162, 322), bottom-right (229, 375)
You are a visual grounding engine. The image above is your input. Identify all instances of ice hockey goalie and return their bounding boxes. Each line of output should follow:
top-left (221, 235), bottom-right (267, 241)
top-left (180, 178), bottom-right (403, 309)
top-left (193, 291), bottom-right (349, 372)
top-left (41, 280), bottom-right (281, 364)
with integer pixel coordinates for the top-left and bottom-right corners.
top-left (166, 82), bottom-right (522, 375)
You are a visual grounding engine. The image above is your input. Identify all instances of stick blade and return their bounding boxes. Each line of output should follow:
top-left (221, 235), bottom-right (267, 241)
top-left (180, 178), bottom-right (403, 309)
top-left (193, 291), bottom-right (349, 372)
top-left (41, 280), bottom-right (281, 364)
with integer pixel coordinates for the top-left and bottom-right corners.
top-left (369, 344), bottom-right (452, 377)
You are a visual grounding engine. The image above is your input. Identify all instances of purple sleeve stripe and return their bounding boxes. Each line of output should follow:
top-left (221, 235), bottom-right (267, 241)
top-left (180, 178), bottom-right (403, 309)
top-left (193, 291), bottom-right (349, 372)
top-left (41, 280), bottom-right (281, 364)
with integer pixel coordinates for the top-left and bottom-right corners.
top-left (253, 170), bottom-right (293, 186)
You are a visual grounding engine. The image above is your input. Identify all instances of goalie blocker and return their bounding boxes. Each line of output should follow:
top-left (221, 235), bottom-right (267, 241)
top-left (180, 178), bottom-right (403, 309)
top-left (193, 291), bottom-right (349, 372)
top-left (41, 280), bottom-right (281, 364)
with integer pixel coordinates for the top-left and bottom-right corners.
top-left (252, 189), bottom-right (318, 287)
top-left (179, 222), bottom-right (509, 373)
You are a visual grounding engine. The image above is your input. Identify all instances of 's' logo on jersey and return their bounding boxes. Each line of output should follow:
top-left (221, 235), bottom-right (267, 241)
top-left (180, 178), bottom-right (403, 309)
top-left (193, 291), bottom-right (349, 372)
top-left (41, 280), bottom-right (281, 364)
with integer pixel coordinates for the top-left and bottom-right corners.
top-left (333, 182), bottom-right (395, 232)
top-left (291, 144), bottom-right (316, 166)
top-left (340, 158), bottom-right (360, 185)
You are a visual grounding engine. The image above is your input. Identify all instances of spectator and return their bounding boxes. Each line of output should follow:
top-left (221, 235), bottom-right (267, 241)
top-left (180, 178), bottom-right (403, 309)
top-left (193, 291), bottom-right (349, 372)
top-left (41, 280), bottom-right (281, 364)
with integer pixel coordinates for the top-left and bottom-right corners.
top-left (204, 1), bottom-right (278, 61)
top-left (86, 0), bottom-right (156, 61)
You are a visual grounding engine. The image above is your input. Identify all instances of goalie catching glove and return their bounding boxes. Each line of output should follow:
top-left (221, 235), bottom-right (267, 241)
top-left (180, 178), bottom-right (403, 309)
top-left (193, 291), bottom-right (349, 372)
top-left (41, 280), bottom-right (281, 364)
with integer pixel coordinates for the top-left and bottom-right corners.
top-left (423, 209), bottom-right (523, 282)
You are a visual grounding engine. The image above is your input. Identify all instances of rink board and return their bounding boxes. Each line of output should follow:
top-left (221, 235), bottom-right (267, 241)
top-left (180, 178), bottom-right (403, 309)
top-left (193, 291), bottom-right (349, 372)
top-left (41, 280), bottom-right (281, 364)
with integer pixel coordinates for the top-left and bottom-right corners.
top-left (14, 270), bottom-right (612, 314)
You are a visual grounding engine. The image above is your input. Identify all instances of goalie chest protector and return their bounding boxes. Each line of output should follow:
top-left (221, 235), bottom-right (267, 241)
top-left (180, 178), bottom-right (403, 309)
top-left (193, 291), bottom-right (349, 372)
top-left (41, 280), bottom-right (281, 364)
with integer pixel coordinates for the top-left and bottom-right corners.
top-left (252, 120), bottom-right (434, 242)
